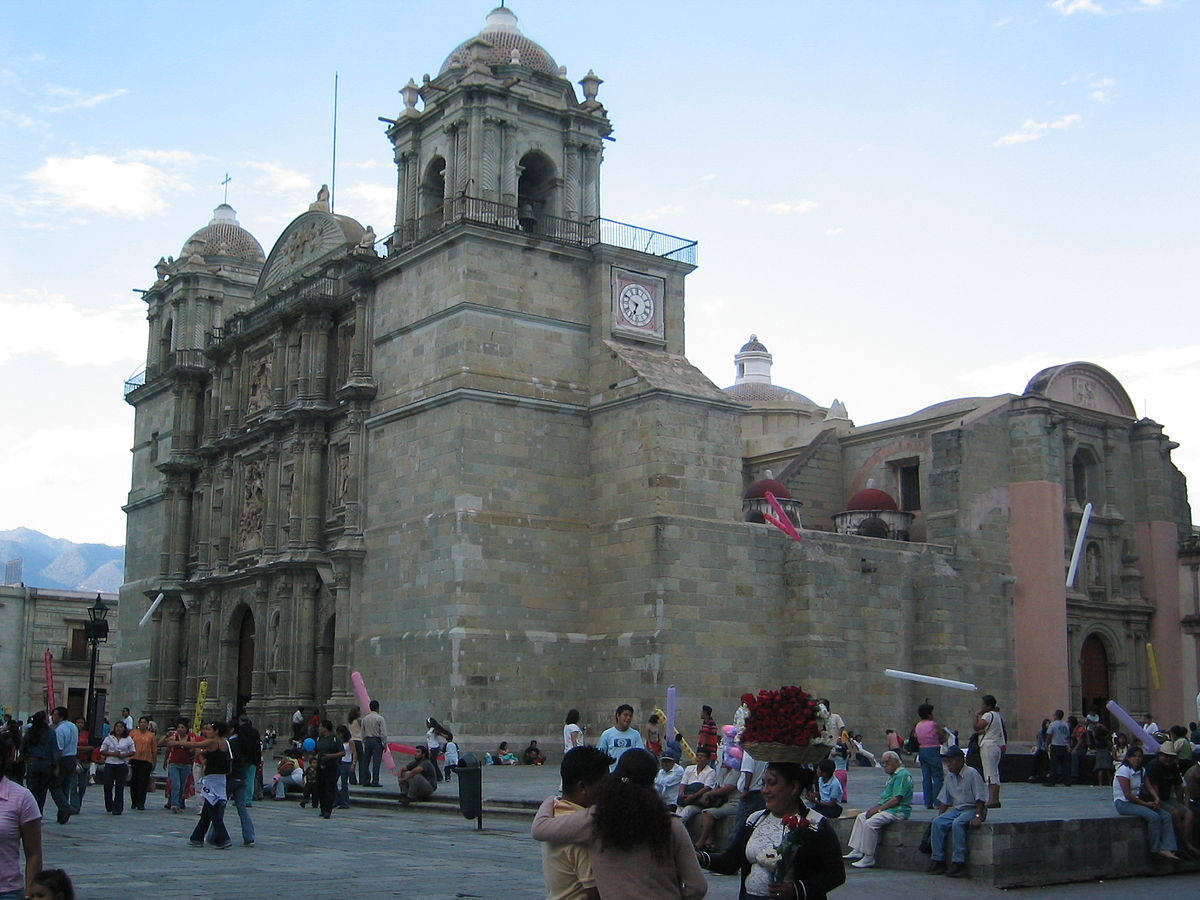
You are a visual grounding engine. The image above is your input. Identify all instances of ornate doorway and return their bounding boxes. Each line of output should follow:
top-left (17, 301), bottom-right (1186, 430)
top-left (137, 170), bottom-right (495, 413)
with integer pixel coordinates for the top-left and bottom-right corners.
top-left (1080, 633), bottom-right (1110, 720)
top-left (236, 607), bottom-right (255, 715)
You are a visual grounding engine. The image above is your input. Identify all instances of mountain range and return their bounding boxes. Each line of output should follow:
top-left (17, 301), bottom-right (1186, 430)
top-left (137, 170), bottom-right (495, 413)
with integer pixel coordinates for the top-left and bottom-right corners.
top-left (0, 528), bottom-right (124, 593)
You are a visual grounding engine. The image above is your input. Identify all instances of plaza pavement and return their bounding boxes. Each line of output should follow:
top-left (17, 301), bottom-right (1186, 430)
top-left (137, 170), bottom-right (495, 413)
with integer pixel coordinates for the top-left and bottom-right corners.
top-left (42, 763), bottom-right (1200, 898)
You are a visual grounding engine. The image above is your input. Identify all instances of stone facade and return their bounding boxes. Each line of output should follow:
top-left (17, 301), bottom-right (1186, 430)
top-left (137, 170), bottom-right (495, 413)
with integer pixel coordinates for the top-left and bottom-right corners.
top-left (115, 8), bottom-right (1193, 748)
top-left (0, 586), bottom-right (119, 723)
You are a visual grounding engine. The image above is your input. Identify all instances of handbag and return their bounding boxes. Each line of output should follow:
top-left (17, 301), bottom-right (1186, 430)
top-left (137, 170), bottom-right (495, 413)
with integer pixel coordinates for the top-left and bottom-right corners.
top-left (966, 731), bottom-right (981, 755)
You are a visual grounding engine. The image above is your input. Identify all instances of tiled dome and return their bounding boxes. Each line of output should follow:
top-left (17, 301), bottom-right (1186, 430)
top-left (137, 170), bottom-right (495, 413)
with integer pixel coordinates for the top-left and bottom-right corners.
top-left (744, 477), bottom-right (792, 500)
top-left (724, 382), bottom-right (817, 405)
top-left (845, 488), bottom-right (899, 511)
top-left (180, 204), bottom-right (264, 262)
top-left (440, 7), bottom-right (559, 77)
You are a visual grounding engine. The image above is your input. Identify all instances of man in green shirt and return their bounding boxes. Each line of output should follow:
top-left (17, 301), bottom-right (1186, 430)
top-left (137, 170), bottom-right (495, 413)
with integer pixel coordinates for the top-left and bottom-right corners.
top-left (842, 751), bottom-right (914, 868)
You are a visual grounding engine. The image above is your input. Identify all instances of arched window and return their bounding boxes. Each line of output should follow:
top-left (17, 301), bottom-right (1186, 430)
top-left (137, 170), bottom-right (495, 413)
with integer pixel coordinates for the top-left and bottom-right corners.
top-left (159, 318), bottom-right (174, 369)
top-left (421, 156), bottom-right (446, 217)
top-left (517, 150), bottom-right (557, 229)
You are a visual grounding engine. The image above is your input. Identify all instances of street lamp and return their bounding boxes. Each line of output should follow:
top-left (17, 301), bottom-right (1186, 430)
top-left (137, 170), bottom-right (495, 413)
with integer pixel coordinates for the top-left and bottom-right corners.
top-left (84, 593), bottom-right (109, 744)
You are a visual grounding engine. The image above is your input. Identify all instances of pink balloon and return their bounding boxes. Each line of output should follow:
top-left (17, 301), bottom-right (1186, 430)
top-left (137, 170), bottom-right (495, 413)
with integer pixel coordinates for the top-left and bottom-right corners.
top-left (388, 742), bottom-right (420, 756)
top-left (351, 671), bottom-right (397, 771)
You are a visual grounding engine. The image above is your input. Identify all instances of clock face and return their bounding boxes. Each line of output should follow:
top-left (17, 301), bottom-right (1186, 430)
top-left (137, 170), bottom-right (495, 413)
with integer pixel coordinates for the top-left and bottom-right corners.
top-left (619, 284), bottom-right (654, 327)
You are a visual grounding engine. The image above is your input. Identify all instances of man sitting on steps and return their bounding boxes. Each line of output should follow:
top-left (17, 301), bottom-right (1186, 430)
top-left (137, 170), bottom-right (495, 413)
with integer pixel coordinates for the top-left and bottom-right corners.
top-left (926, 748), bottom-right (987, 878)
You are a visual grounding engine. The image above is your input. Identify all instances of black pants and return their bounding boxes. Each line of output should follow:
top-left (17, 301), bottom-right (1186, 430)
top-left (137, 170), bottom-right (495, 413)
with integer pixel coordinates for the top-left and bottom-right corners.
top-left (103, 763), bottom-right (127, 813)
top-left (317, 765), bottom-right (338, 817)
top-left (1047, 745), bottom-right (1069, 784)
top-left (190, 798), bottom-right (230, 846)
top-left (129, 759), bottom-right (153, 809)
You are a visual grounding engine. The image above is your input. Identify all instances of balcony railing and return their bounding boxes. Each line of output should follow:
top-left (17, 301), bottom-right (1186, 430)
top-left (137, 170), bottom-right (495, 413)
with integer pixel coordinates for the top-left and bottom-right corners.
top-left (123, 367), bottom-right (146, 397)
top-left (382, 196), bottom-right (697, 265)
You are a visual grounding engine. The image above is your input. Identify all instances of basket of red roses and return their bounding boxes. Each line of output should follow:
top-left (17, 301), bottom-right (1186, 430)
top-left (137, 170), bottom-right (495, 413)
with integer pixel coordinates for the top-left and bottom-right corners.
top-left (741, 685), bottom-right (835, 764)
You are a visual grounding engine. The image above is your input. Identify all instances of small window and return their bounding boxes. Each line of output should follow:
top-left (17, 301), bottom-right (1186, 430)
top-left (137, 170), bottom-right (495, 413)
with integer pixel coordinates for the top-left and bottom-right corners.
top-left (69, 627), bottom-right (88, 661)
top-left (890, 460), bottom-right (921, 511)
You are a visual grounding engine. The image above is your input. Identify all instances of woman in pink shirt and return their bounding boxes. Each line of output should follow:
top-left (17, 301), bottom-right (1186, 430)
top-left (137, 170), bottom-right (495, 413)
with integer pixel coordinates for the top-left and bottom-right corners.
top-left (913, 704), bottom-right (947, 810)
top-left (0, 729), bottom-right (42, 899)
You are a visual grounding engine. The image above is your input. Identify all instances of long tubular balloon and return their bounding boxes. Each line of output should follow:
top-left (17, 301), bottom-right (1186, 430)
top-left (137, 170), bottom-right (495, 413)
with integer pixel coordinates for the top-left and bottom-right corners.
top-left (1106, 699), bottom-right (1160, 753)
top-left (1065, 502), bottom-right (1093, 588)
top-left (763, 491), bottom-right (802, 541)
top-left (350, 671), bottom-right (396, 771)
top-left (884, 669), bottom-right (977, 692)
top-left (1146, 643), bottom-right (1161, 691)
top-left (388, 742), bottom-right (419, 756)
top-left (139, 592), bottom-right (165, 628)
top-left (654, 707), bottom-right (696, 764)
top-left (192, 680), bottom-right (208, 733)
top-left (666, 685), bottom-right (677, 742)
top-left (44, 650), bottom-right (56, 713)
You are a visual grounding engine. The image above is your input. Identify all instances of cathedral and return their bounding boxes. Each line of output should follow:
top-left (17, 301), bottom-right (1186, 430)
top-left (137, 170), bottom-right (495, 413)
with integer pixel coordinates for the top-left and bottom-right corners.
top-left (116, 7), bottom-right (1196, 746)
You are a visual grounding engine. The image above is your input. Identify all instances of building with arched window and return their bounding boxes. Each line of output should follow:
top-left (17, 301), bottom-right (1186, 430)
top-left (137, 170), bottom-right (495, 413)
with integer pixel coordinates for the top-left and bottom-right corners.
top-left (114, 7), bottom-right (1194, 745)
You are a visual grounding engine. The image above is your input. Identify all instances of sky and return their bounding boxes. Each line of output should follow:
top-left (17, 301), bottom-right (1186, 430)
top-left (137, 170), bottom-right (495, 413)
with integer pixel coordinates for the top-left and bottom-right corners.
top-left (1, 0), bottom-right (1197, 547)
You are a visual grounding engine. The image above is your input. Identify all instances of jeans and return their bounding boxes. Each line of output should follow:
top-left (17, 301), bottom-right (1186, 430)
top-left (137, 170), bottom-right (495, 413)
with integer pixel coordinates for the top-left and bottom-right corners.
top-left (72, 760), bottom-right (90, 810)
top-left (1115, 799), bottom-right (1177, 854)
top-left (191, 798), bottom-right (231, 846)
top-left (350, 741), bottom-right (363, 783)
top-left (103, 763), bottom-right (128, 813)
top-left (444, 763), bottom-right (459, 782)
top-left (918, 747), bottom-right (943, 808)
top-left (241, 763), bottom-right (256, 807)
top-left (338, 760), bottom-right (352, 807)
top-left (361, 736), bottom-right (383, 785)
top-left (227, 777), bottom-right (255, 844)
top-left (27, 761), bottom-right (72, 816)
top-left (1048, 746), bottom-right (1069, 784)
top-left (168, 763), bottom-right (191, 808)
top-left (129, 759), bottom-right (153, 809)
top-left (930, 808), bottom-right (977, 863)
top-left (1070, 748), bottom-right (1087, 781)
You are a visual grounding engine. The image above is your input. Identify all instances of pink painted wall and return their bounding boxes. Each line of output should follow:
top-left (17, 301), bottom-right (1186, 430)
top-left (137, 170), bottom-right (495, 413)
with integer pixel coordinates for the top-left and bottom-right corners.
top-left (1136, 521), bottom-right (1188, 724)
top-left (1010, 481), bottom-right (1070, 734)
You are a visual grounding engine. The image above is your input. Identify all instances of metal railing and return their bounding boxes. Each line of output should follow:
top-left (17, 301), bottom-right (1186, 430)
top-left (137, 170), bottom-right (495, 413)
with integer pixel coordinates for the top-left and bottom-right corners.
top-left (123, 367), bottom-right (146, 397)
top-left (382, 195), bottom-right (697, 265)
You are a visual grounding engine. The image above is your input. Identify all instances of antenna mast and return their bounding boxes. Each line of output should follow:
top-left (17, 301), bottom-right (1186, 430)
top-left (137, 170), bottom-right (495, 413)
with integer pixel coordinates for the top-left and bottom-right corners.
top-left (331, 72), bottom-right (339, 214)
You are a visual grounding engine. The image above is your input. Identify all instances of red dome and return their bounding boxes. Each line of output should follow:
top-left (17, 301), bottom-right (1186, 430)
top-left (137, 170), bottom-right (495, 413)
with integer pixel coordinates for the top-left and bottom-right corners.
top-left (845, 488), bottom-right (898, 511)
top-left (745, 478), bottom-right (792, 500)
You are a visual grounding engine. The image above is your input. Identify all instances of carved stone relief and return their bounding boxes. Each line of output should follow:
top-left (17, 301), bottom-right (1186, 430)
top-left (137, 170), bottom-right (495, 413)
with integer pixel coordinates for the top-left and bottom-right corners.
top-left (240, 461), bottom-right (265, 551)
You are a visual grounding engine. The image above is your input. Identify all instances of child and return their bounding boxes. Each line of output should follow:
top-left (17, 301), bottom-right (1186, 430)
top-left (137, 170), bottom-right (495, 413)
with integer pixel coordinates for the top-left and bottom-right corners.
top-left (443, 734), bottom-right (460, 782)
top-left (29, 870), bottom-right (74, 900)
top-left (299, 752), bottom-right (319, 809)
top-left (806, 758), bottom-right (844, 819)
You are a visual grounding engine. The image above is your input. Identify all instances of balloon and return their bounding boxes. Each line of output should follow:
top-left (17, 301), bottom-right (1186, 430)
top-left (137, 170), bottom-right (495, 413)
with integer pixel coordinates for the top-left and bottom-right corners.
top-left (721, 725), bottom-right (736, 738)
top-left (388, 742), bottom-right (419, 756)
top-left (303, 738), bottom-right (316, 752)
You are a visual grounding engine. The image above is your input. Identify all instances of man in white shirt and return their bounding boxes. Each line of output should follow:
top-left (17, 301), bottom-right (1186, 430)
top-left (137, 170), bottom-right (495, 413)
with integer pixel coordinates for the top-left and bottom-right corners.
top-left (360, 701), bottom-right (387, 786)
top-left (121, 707), bottom-right (135, 732)
top-left (927, 748), bottom-right (987, 878)
top-left (676, 749), bottom-right (718, 823)
top-left (654, 752), bottom-right (685, 811)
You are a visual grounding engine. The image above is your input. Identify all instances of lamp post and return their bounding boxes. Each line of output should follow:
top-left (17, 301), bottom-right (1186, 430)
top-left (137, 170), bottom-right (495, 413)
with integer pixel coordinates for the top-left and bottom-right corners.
top-left (84, 593), bottom-right (110, 744)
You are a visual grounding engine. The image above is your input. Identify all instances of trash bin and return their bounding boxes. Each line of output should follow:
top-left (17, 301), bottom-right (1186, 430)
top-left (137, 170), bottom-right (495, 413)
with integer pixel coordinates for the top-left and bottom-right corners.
top-left (457, 752), bottom-right (483, 829)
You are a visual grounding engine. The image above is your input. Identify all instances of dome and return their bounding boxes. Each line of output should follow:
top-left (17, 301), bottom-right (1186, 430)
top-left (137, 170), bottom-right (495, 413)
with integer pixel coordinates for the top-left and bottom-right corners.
top-left (180, 204), bottom-right (264, 262)
top-left (740, 334), bottom-right (768, 353)
top-left (440, 7), bottom-right (559, 77)
top-left (744, 478), bottom-right (792, 500)
top-left (845, 488), bottom-right (898, 511)
top-left (723, 382), bottom-right (817, 406)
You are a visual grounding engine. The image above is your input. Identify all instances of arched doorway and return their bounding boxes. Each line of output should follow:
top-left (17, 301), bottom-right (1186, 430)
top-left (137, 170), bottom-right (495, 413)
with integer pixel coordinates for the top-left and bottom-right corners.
top-left (1080, 633), bottom-right (1110, 720)
top-left (235, 607), bottom-right (255, 716)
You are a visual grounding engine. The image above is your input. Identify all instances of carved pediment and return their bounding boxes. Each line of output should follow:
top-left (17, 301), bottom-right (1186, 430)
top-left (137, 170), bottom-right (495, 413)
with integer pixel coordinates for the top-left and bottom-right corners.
top-left (256, 209), bottom-right (367, 295)
top-left (1024, 362), bottom-right (1136, 418)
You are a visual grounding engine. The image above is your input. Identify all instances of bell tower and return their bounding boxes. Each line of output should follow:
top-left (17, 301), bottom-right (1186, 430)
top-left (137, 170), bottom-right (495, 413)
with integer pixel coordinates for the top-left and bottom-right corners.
top-left (386, 6), bottom-right (610, 241)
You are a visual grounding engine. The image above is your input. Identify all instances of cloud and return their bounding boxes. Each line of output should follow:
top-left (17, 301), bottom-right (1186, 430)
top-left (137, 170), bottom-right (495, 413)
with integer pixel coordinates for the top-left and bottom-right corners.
top-left (337, 182), bottom-right (394, 231)
top-left (1089, 77), bottom-right (1115, 102)
top-left (1050, 0), bottom-right (1107, 14)
top-left (734, 198), bottom-right (819, 215)
top-left (635, 203), bottom-right (685, 222)
top-left (39, 85), bottom-right (128, 112)
top-left (995, 114), bottom-right (1082, 145)
top-left (0, 289), bottom-right (145, 367)
top-left (992, 16), bottom-right (1014, 27)
top-left (243, 160), bottom-right (311, 194)
top-left (825, 227), bottom-right (845, 236)
top-left (25, 153), bottom-right (192, 217)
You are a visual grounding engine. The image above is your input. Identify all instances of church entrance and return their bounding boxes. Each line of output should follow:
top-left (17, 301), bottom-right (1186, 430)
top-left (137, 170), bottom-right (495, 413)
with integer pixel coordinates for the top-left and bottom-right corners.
top-left (1080, 633), bottom-right (1110, 721)
top-left (235, 607), bottom-right (255, 715)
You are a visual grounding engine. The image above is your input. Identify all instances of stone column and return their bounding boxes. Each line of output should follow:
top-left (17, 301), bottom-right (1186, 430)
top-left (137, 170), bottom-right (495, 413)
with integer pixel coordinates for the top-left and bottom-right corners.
top-left (251, 582), bottom-right (269, 713)
top-left (343, 407), bottom-right (365, 533)
top-left (263, 443), bottom-right (281, 553)
top-left (500, 122), bottom-right (517, 208)
top-left (350, 293), bottom-right (368, 376)
top-left (564, 140), bottom-right (581, 220)
top-left (443, 123), bottom-right (459, 210)
top-left (303, 433), bottom-right (324, 547)
top-left (395, 147), bottom-right (408, 231)
top-left (582, 144), bottom-right (601, 222)
top-left (329, 563), bottom-right (356, 707)
top-left (312, 315), bottom-right (331, 400)
top-left (481, 117), bottom-right (501, 202)
top-left (288, 438), bottom-right (304, 548)
top-left (455, 117), bottom-right (470, 198)
top-left (295, 579), bottom-right (318, 703)
top-left (195, 470), bottom-right (213, 573)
